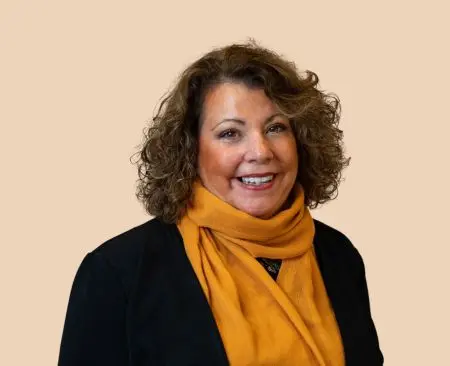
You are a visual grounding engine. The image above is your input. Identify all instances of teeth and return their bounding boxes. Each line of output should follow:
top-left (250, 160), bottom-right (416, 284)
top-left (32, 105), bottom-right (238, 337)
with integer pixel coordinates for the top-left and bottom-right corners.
top-left (241, 175), bottom-right (273, 185)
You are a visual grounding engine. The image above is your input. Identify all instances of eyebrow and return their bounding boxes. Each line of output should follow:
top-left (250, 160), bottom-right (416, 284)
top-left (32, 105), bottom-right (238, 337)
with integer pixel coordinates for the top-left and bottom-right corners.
top-left (211, 113), bottom-right (286, 131)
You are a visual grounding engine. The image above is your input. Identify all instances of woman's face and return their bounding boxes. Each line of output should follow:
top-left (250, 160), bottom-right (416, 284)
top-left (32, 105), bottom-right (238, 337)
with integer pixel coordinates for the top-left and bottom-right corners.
top-left (197, 82), bottom-right (298, 218)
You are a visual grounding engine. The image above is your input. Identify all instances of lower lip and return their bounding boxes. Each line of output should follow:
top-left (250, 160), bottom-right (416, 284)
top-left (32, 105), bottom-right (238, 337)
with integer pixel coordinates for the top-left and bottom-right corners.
top-left (235, 176), bottom-right (276, 191)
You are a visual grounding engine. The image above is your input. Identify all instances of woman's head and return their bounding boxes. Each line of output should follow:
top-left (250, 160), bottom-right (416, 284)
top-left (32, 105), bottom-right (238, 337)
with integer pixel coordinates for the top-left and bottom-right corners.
top-left (198, 82), bottom-right (298, 219)
top-left (133, 39), bottom-right (350, 223)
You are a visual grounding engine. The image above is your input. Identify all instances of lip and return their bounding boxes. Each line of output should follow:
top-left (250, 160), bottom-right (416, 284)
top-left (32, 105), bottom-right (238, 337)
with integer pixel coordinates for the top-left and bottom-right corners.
top-left (234, 174), bottom-right (277, 191)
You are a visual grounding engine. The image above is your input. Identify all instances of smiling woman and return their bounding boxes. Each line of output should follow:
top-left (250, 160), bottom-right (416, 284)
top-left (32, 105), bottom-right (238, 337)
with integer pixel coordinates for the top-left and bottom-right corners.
top-left (58, 40), bottom-right (384, 366)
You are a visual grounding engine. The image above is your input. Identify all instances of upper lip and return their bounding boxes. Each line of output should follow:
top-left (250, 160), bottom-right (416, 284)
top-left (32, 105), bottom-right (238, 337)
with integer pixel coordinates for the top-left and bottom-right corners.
top-left (237, 173), bottom-right (276, 178)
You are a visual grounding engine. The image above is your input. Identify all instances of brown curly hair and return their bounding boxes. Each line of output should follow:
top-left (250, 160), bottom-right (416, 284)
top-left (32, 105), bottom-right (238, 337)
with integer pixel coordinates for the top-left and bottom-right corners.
top-left (131, 39), bottom-right (351, 224)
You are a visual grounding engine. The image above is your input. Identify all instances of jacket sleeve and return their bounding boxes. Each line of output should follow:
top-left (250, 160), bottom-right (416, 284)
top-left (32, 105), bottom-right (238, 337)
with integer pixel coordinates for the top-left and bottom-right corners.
top-left (58, 251), bottom-right (129, 366)
top-left (354, 248), bottom-right (384, 365)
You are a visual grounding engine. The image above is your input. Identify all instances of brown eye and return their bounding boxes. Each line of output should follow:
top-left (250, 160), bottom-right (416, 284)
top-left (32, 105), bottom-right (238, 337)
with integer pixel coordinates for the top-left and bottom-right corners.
top-left (218, 129), bottom-right (240, 140)
top-left (267, 123), bottom-right (287, 134)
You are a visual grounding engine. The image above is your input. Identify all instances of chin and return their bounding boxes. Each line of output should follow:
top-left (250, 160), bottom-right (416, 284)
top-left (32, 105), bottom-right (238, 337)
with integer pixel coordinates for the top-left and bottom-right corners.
top-left (238, 204), bottom-right (278, 219)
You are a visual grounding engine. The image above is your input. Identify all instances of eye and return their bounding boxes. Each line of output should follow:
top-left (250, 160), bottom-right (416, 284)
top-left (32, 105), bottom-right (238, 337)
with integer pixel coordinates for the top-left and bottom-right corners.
top-left (218, 129), bottom-right (240, 140)
top-left (267, 123), bottom-right (287, 134)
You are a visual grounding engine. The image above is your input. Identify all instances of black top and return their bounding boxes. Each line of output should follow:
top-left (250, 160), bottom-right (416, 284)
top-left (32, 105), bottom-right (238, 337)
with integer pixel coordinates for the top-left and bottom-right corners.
top-left (257, 257), bottom-right (282, 280)
top-left (58, 217), bottom-right (384, 366)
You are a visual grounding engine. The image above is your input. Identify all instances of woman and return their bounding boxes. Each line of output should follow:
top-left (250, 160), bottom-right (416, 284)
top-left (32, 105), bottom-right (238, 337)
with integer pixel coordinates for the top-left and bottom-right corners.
top-left (58, 40), bottom-right (383, 365)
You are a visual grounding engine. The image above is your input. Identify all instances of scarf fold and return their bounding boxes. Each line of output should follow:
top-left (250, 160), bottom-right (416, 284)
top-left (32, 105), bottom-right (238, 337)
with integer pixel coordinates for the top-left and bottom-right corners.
top-left (177, 180), bottom-right (344, 366)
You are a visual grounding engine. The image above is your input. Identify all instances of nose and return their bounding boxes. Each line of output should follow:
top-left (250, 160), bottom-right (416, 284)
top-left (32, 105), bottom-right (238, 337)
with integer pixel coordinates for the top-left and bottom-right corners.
top-left (244, 133), bottom-right (274, 163)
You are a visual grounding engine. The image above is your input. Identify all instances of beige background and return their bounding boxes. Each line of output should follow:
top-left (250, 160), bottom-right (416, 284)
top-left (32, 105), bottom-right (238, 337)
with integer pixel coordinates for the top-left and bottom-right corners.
top-left (1, 1), bottom-right (449, 365)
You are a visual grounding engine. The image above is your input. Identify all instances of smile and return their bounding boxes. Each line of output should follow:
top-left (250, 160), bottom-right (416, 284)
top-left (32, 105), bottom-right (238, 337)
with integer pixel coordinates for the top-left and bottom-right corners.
top-left (238, 175), bottom-right (274, 185)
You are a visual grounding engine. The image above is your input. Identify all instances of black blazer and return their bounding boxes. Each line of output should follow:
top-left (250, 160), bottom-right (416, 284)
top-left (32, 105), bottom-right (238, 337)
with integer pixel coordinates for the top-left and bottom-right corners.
top-left (58, 218), bottom-right (383, 366)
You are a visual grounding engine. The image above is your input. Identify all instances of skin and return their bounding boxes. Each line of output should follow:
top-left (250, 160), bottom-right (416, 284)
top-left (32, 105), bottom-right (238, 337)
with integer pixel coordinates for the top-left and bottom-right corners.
top-left (197, 82), bottom-right (298, 219)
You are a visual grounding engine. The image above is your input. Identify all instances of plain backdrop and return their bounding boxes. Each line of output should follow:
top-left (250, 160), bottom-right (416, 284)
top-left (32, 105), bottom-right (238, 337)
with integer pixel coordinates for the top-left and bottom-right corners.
top-left (1, 1), bottom-right (449, 365)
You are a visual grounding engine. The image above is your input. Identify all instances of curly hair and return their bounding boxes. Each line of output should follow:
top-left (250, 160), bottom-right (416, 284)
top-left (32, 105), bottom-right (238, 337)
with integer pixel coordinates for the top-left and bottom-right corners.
top-left (131, 39), bottom-right (351, 224)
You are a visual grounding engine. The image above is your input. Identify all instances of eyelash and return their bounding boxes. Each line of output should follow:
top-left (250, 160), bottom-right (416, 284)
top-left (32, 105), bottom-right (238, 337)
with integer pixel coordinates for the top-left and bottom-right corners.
top-left (267, 123), bottom-right (287, 134)
top-left (218, 130), bottom-right (239, 139)
top-left (218, 123), bottom-right (288, 140)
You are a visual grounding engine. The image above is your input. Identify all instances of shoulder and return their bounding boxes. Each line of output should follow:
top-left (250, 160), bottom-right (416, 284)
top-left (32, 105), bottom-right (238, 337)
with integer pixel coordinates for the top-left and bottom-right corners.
top-left (313, 218), bottom-right (364, 268)
top-left (81, 217), bottom-right (179, 292)
top-left (91, 217), bottom-right (173, 262)
top-left (60, 218), bottom-right (177, 365)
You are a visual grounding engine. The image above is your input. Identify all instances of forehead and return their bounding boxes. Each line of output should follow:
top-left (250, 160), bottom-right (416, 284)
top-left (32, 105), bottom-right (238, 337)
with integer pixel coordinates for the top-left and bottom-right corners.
top-left (202, 82), bottom-right (279, 121)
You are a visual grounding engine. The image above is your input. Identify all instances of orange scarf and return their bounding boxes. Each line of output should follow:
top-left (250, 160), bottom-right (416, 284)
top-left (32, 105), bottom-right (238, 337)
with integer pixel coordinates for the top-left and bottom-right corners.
top-left (177, 181), bottom-right (344, 365)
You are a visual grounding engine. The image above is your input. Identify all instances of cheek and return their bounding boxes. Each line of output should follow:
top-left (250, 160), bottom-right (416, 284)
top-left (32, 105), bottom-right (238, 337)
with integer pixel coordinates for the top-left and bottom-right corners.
top-left (198, 139), bottom-right (241, 180)
top-left (277, 137), bottom-right (298, 171)
top-left (289, 145), bottom-right (299, 171)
